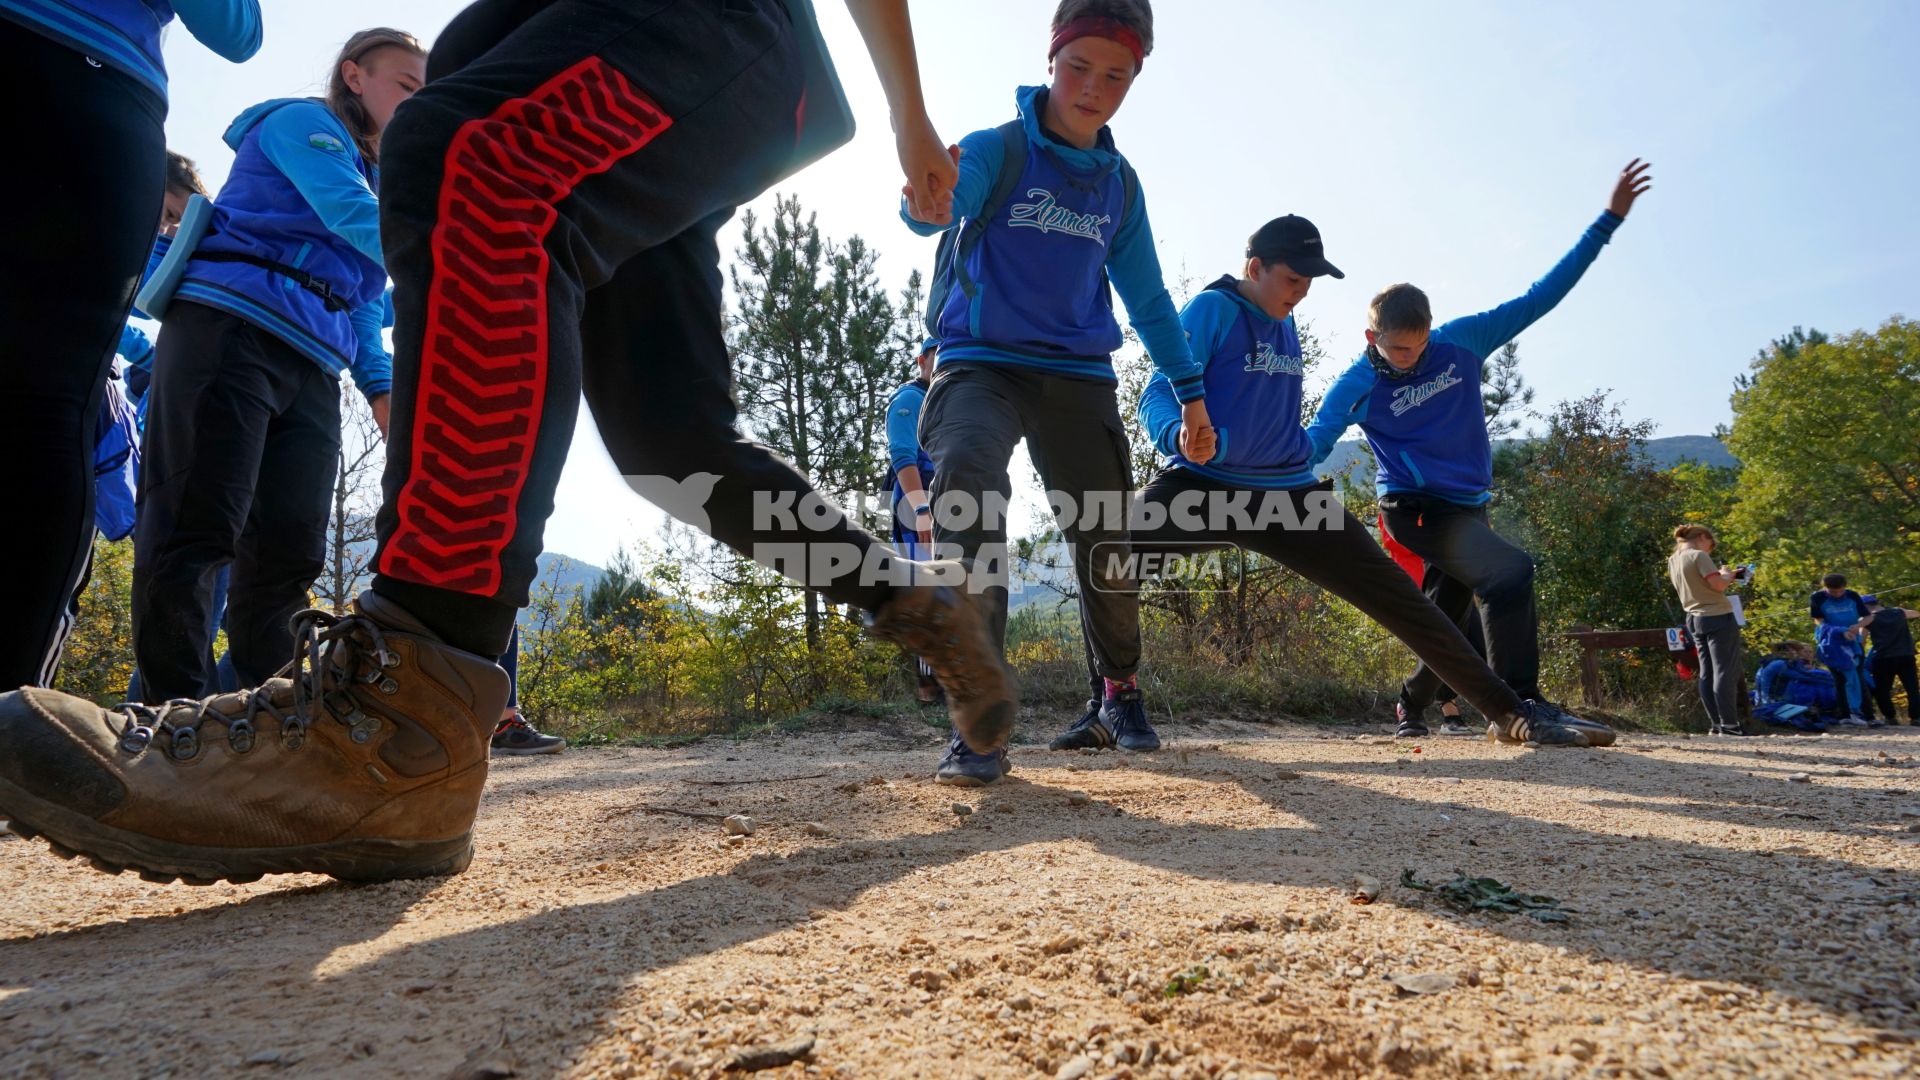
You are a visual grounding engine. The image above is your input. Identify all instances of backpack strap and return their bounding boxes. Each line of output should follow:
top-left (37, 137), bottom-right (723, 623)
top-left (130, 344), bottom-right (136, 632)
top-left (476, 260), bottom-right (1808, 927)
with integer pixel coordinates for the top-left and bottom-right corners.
top-left (1114, 156), bottom-right (1140, 232)
top-left (924, 120), bottom-right (1028, 335)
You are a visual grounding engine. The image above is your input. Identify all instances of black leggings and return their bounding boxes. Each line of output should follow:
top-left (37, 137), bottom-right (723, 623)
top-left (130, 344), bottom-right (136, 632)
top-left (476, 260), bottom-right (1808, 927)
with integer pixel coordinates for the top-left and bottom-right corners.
top-left (1082, 468), bottom-right (1524, 721)
top-left (0, 20), bottom-right (166, 688)
top-left (370, 0), bottom-right (893, 657)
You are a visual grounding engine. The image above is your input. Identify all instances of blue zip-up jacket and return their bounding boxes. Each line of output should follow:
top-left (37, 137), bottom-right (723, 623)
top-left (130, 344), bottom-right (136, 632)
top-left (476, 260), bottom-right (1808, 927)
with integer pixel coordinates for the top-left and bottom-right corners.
top-left (0, 0), bottom-right (260, 102)
top-left (175, 98), bottom-right (391, 399)
top-left (1305, 211), bottom-right (1623, 504)
top-left (1139, 275), bottom-right (1316, 489)
top-left (1815, 624), bottom-right (1860, 673)
top-left (901, 86), bottom-right (1203, 402)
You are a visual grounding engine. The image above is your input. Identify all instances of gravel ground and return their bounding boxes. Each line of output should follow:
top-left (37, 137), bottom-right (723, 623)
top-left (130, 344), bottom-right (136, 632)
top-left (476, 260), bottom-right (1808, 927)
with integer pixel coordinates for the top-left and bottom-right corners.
top-left (2, 718), bottom-right (1918, 1079)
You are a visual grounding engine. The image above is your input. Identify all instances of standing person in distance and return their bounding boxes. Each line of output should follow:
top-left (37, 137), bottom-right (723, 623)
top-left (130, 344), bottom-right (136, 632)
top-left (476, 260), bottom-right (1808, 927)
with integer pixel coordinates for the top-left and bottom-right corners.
top-left (1862, 595), bottom-right (1918, 725)
top-left (1667, 524), bottom-right (1752, 736)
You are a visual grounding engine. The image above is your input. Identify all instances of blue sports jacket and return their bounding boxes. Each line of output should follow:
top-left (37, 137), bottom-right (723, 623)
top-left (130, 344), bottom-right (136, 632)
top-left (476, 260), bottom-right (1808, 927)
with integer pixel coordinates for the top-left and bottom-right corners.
top-left (1306, 212), bottom-right (1623, 504)
top-left (902, 86), bottom-right (1202, 402)
top-left (1140, 275), bottom-right (1317, 489)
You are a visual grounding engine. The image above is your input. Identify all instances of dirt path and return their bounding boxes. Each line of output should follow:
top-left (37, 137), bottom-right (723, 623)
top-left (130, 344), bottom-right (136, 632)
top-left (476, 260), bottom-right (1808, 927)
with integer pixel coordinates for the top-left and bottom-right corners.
top-left (3, 718), bottom-right (1918, 1079)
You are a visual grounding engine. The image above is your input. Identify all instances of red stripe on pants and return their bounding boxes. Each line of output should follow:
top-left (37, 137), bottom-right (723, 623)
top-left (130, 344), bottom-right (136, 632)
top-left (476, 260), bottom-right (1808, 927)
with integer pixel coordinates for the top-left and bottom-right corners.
top-left (379, 57), bottom-right (673, 594)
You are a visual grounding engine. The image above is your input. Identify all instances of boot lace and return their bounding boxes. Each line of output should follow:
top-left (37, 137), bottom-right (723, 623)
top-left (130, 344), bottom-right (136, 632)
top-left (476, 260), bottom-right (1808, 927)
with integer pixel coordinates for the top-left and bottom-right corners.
top-left (107, 608), bottom-right (399, 761)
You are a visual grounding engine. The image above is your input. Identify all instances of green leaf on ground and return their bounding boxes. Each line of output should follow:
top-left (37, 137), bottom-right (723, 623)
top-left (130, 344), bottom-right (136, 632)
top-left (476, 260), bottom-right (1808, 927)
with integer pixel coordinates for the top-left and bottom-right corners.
top-left (1162, 965), bottom-right (1210, 998)
top-left (1401, 868), bottom-right (1569, 921)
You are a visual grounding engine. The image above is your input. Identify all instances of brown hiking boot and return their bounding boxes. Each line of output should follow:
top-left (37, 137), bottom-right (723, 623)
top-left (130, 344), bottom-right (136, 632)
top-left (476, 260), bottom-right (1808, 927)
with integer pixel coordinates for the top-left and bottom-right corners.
top-left (0, 591), bottom-right (508, 885)
top-left (866, 562), bottom-right (1017, 754)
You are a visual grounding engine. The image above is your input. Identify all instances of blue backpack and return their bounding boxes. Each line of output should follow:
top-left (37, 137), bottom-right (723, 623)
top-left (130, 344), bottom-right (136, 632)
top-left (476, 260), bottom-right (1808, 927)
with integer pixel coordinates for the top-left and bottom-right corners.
top-left (923, 120), bottom-right (1140, 337)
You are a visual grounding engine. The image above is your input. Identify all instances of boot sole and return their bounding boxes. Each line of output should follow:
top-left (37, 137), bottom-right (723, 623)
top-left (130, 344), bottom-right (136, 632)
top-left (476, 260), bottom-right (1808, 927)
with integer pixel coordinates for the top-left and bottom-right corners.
top-left (933, 772), bottom-right (1000, 788)
top-left (0, 778), bottom-right (474, 886)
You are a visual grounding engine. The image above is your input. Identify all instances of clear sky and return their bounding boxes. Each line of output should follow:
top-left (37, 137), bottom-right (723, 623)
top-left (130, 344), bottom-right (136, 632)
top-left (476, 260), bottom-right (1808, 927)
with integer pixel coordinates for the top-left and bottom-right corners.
top-left (157, 0), bottom-right (1919, 567)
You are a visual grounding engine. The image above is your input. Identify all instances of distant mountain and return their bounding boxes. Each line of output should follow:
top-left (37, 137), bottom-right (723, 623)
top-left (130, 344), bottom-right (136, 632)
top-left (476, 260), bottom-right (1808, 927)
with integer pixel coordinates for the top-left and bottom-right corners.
top-left (514, 552), bottom-right (606, 631)
top-left (1640, 436), bottom-right (1739, 469)
top-left (1316, 434), bottom-right (1737, 480)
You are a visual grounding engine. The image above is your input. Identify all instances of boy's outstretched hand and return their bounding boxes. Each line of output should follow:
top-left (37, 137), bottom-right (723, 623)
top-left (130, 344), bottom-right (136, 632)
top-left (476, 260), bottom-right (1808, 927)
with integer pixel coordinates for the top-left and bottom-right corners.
top-left (1609, 158), bottom-right (1653, 218)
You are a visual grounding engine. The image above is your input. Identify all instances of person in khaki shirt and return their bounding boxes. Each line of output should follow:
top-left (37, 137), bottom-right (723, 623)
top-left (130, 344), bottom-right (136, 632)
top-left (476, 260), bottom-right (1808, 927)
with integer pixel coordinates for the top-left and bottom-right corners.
top-left (1668, 524), bottom-right (1750, 734)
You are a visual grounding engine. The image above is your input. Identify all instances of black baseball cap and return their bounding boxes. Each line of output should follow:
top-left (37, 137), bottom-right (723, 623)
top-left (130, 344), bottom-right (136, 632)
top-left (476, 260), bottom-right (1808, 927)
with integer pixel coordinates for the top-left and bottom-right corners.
top-left (1247, 215), bottom-right (1343, 279)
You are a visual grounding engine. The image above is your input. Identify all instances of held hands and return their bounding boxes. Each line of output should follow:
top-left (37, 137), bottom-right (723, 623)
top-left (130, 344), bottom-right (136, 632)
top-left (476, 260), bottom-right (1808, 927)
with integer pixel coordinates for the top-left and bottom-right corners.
top-left (1179, 400), bottom-right (1217, 464)
top-left (370, 393), bottom-right (391, 442)
top-left (898, 116), bottom-right (959, 225)
top-left (1609, 158), bottom-right (1653, 219)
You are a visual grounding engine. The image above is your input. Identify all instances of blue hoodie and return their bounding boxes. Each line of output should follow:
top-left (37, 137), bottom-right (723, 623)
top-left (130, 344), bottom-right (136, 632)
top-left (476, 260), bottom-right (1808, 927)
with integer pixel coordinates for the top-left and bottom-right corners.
top-left (174, 98), bottom-right (391, 399)
top-left (1305, 212), bottom-right (1623, 504)
top-left (1139, 275), bottom-right (1317, 488)
top-left (0, 0), bottom-right (260, 101)
top-left (902, 86), bottom-right (1203, 403)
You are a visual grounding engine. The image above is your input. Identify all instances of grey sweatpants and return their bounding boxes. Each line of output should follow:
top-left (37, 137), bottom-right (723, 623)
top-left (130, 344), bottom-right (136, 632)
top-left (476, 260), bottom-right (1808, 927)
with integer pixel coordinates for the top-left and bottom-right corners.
top-left (918, 362), bottom-right (1139, 683)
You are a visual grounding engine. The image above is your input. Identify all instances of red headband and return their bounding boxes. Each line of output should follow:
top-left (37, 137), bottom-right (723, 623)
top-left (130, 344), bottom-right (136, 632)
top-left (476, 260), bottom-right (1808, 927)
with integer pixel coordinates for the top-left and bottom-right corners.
top-left (1048, 16), bottom-right (1145, 72)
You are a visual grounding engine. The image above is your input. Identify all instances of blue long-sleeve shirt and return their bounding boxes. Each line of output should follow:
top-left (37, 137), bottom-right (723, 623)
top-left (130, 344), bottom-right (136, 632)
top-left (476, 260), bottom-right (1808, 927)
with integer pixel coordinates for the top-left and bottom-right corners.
top-left (1139, 276), bottom-right (1317, 488)
top-left (0, 0), bottom-right (261, 101)
top-left (902, 86), bottom-right (1203, 403)
top-left (885, 379), bottom-right (932, 475)
top-left (1305, 211), bottom-right (1623, 503)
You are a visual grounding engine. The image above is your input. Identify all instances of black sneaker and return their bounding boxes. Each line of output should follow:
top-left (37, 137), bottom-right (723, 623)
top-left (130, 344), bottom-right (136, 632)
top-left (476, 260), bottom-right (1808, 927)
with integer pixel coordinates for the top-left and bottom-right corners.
top-left (1395, 702), bottom-right (1429, 739)
top-left (1488, 700), bottom-right (1613, 748)
top-left (1104, 689), bottom-right (1161, 751)
top-left (491, 711), bottom-right (567, 756)
top-left (935, 727), bottom-right (1011, 786)
top-left (1049, 699), bottom-right (1114, 750)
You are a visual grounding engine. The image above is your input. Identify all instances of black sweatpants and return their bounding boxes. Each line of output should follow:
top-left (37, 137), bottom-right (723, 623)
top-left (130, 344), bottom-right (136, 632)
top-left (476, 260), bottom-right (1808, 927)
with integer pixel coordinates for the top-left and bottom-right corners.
top-left (133, 302), bottom-right (343, 698)
top-left (369, 0), bottom-right (894, 658)
top-left (1079, 468), bottom-right (1524, 721)
top-left (1434, 607), bottom-right (1486, 709)
top-left (0, 19), bottom-right (166, 688)
top-left (919, 363), bottom-right (1139, 682)
top-left (1381, 493), bottom-right (1543, 708)
top-left (1871, 652), bottom-right (1917, 723)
